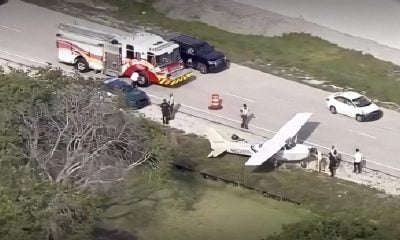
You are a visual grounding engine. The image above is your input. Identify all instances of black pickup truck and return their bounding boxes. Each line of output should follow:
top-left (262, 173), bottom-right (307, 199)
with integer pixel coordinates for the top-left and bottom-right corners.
top-left (170, 35), bottom-right (229, 74)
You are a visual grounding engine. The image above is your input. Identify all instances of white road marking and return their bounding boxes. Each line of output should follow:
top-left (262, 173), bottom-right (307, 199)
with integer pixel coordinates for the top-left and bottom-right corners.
top-left (0, 24), bottom-right (21, 33)
top-left (147, 93), bottom-right (400, 173)
top-left (0, 49), bottom-right (48, 65)
top-left (225, 92), bottom-right (256, 102)
top-left (348, 129), bottom-right (377, 139)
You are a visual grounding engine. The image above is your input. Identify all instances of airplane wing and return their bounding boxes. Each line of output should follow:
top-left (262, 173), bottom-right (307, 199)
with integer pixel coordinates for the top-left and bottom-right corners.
top-left (244, 112), bottom-right (312, 166)
top-left (206, 128), bottom-right (228, 158)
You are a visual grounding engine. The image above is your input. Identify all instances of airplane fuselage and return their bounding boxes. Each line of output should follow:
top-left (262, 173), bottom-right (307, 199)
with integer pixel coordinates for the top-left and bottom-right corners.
top-left (226, 142), bottom-right (310, 162)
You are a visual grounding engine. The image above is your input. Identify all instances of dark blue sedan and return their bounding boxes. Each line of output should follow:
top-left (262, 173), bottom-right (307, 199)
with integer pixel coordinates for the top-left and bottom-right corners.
top-left (104, 78), bottom-right (150, 109)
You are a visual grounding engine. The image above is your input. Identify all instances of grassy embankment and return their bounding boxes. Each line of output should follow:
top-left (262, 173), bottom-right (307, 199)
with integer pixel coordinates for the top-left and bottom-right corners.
top-left (1, 68), bottom-right (310, 240)
top-left (167, 129), bottom-right (400, 239)
top-left (98, 125), bottom-right (400, 240)
top-left (101, 0), bottom-right (400, 106)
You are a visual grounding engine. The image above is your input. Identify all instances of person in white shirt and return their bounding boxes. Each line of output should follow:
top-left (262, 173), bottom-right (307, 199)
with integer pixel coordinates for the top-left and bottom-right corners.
top-left (240, 104), bottom-right (249, 129)
top-left (330, 146), bottom-right (338, 158)
top-left (130, 72), bottom-right (139, 88)
top-left (168, 93), bottom-right (175, 119)
top-left (353, 148), bottom-right (363, 173)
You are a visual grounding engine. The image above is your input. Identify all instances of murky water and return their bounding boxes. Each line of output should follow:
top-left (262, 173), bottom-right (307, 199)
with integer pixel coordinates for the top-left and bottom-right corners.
top-left (103, 170), bottom-right (312, 240)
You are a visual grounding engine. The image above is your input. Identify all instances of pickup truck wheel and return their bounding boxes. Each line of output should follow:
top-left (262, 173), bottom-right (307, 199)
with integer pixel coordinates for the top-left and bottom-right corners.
top-left (356, 114), bottom-right (363, 122)
top-left (329, 106), bottom-right (337, 114)
top-left (197, 63), bottom-right (208, 74)
top-left (137, 72), bottom-right (150, 87)
top-left (75, 58), bottom-right (89, 73)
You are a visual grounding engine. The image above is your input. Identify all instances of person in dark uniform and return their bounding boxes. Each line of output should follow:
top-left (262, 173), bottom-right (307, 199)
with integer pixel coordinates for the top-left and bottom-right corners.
top-left (328, 149), bottom-right (338, 177)
top-left (160, 99), bottom-right (170, 125)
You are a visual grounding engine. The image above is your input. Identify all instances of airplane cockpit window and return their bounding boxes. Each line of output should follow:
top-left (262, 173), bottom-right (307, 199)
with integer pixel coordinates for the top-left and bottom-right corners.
top-left (251, 143), bottom-right (263, 153)
top-left (284, 138), bottom-right (296, 150)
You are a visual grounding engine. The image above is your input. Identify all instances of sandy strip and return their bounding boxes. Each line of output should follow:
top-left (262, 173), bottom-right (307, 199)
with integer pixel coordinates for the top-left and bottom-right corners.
top-left (153, 0), bottom-right (400, 65)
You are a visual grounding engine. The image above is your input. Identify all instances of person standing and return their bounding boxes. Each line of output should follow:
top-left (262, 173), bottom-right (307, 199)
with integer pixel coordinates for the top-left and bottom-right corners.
top-left (168, 93), bottom-right (175, 119)
top-left (240, 104), bottom-right (249, 129)
top-left (328, 149), bottom-right (338, 177)
top-left (130, 72), bottom-right (139, 88)
top-left (160, 99), bottom-right (170, 125)
top-left (330, 146), bottom-right (338, 158)
top-left (313, 148), bottom-right (323, 172)
top-left (353, 148), bottom-right (363, 173)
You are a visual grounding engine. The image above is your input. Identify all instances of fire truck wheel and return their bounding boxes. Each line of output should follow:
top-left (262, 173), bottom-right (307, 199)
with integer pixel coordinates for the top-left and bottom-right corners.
top-left (137, 72), bottom-right (150, 87)
top-left (75, 58), bottom-right (89, 73)
top-left (197, 63), bottom-right (208, 74)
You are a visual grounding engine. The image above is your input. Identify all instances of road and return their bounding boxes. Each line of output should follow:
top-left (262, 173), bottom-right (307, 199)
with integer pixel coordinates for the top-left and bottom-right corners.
top-left (1, 0), bottom-right (400, 175)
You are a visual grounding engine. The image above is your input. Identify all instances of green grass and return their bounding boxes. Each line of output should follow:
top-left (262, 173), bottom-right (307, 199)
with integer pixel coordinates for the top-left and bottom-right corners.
top-left (95, 126), bottom-right (400, 239)
top-left (171, 132), bottom-right (400, 239)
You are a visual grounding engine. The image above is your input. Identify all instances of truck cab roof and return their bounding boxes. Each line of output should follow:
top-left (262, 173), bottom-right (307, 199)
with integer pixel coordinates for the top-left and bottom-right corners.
top-left (171, 35), bottom-right (206, 46)
top-left (171, 34), bottom-right (228, 73)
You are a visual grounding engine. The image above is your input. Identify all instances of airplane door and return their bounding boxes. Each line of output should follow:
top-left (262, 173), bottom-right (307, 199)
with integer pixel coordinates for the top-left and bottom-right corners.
top-left (104, 43), bottom-right (121, 77)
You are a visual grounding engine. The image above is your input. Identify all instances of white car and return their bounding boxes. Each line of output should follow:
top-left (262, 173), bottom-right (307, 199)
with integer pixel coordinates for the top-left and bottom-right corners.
top-left (326, 91), bottom-right (381, 122)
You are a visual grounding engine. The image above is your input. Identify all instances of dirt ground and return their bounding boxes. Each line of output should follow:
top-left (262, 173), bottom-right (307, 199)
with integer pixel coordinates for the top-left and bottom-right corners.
top-left (153, 0), bottom-right (320, 37)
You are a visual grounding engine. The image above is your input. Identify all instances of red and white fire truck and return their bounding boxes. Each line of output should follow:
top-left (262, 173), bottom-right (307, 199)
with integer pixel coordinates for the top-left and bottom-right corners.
top-left (56, 23), bottom-right (194, 87)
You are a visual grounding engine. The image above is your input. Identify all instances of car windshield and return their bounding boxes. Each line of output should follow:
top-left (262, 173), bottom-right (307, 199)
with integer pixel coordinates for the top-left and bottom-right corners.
top-left (155, 48), bottom-right (181, 66)
top-left (121, 85), bottom-right (134, 93)
top-left (352, 96), bottom-right (371, 107)
top-left (196, 43), bottom-right (213, 54)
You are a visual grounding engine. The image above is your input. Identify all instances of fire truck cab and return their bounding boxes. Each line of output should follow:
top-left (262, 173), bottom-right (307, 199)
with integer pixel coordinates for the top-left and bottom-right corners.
top-left (56, 23), bottom-right (193, 87)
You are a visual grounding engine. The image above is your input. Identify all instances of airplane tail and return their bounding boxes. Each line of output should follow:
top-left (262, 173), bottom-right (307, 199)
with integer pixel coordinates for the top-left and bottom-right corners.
top-left (205, 128), bottom-right (229, 157)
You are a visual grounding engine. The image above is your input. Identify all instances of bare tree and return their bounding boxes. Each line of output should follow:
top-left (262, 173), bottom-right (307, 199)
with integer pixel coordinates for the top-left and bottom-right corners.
top-left (20, 87), bottom-right (157, 190)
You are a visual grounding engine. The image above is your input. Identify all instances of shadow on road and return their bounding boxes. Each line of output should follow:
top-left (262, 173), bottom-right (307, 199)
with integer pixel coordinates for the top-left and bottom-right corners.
top-left (246, 113), bottom-right (256, 127)
top-left (297, 121), bottom-right (320, 143)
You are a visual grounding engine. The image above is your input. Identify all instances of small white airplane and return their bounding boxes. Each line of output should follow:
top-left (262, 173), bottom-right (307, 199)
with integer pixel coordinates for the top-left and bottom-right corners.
top-left (206, 112), bottom-right (314, 166)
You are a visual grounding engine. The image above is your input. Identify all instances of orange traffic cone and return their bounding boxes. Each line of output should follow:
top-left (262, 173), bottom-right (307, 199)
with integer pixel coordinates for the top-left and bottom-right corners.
top-left (208, 94), bottom-right (223, 110)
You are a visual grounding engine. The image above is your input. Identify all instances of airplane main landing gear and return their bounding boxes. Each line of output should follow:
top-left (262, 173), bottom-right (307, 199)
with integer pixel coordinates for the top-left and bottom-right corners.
top-left (300, 161), bottom-right (307, 168)
top-left (272, 158), bottom-right (279, 168)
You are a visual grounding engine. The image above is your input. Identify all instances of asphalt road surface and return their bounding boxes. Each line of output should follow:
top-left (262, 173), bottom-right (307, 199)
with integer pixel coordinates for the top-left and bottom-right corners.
top-left (1, 1), bottom-right (400, 175)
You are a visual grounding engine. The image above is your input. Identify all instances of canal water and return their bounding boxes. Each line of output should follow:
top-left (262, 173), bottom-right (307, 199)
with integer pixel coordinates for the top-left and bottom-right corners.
top-left (102, 169), bottom-right (313, 240)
